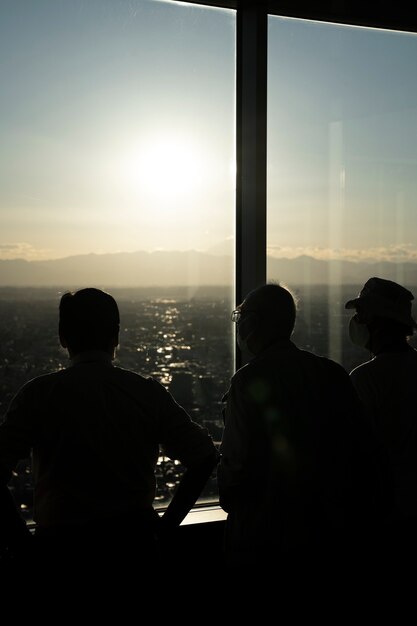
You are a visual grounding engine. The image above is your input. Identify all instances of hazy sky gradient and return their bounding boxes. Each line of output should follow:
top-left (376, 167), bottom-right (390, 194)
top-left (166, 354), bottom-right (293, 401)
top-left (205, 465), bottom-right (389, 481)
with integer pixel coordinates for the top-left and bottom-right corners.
top-left (0, 0), bottom-right (235, 260)
top-left (268, 17), bottom-right (417, 262)
top-left (1, 1), bottom-right (417, 266)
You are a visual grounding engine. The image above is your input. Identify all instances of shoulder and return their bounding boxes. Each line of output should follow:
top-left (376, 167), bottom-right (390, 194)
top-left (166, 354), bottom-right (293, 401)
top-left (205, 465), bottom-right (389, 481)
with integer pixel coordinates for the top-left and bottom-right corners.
top-left (14, 369), bottom-right (65, 394)
top-left (229, 359), bottom-right (265, 397)
top-left (298, 348), bottom-right (339, 367)
top-left (350, 359), bottom-right (374, 379)
top-left (232, 345), bottom-right (348, 380)
top-left (297, 351), bottom-right (358, 402)
top-left (5, 370), bottom-right (66, 412)
top-left (112, 367), bottom-right (170, 398)
top-left (230, 361), bottom-right (251, 386)
top-left (290, 348), bottom-right (351, 383)
top-left (112, 366), bottom-right (152, 385)
top-left (351, 348), bottom-right (417, 380)
top-left (304, 348), bottom-right (348, 370)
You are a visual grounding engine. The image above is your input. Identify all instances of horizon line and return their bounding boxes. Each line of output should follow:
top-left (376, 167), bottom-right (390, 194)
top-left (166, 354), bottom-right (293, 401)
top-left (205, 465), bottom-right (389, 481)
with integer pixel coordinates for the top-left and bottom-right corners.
top-left (2, 249), bottom-right (417, 265)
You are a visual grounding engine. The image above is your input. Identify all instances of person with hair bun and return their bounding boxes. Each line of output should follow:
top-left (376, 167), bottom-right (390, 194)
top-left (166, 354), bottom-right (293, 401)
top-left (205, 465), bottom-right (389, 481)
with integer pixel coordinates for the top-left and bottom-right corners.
top-left (0, 287), bottom-right (218, 580)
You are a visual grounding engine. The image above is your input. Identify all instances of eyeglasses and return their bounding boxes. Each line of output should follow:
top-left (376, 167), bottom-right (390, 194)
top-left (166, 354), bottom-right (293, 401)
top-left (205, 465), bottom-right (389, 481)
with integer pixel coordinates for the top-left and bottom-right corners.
top-left (230, 308), bottom-right (257, 323)
top-left (230, 309), bottom-right (242, 323)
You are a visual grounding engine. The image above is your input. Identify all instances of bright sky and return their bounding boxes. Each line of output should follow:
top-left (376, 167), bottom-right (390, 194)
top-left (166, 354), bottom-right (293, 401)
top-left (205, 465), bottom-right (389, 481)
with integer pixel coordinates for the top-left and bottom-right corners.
top-left (1, 0), bottom-right (417, 264)
top-left (0, 0), bottom-right (235, 261)
top-left (268, 17), bottom-right (417, 263)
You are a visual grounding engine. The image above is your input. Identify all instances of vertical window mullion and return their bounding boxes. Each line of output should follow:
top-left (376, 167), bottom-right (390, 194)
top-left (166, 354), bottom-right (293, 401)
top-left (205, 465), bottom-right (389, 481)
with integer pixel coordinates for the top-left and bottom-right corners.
top-left (235, 1), bottom-right (267, 367)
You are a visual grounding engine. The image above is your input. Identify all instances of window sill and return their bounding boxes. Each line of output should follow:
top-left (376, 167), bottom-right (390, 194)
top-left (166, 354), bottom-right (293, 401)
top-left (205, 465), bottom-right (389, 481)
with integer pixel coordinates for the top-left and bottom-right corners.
top-left (180, 504), bottom-right (227, 526)
top-left (26, 503), bottom-right (227, 531)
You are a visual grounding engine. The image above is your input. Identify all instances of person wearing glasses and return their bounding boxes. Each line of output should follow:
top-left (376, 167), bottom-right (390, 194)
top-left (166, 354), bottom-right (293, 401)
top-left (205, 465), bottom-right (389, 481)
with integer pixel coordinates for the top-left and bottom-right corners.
top-left (218, 282), bottom-right (379, 579)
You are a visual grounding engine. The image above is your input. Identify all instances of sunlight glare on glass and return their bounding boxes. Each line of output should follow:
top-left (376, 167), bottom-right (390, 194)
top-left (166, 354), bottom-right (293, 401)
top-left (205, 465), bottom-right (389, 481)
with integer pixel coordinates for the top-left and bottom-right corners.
top-left (128, 134), bottom-right (205, 200)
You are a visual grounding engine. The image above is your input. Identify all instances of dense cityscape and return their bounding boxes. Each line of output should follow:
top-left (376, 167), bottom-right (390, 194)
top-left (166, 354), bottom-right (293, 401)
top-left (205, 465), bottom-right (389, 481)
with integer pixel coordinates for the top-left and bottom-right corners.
top-left (1, 284), bottom-right (416, 521)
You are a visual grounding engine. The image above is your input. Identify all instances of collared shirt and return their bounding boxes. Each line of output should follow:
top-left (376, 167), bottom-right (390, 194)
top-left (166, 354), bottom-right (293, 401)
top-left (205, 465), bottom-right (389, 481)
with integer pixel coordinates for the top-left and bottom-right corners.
top-left (0, 351), bottom-right (215, 527)
top-left (218, 340), bottom-right (367, 566)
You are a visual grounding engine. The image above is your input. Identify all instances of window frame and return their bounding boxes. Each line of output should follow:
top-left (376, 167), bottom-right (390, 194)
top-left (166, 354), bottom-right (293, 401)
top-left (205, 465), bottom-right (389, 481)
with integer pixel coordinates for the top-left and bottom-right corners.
top-left (172, 0), bottom-right (417, 523)
top-left (20, 1), bottom-right (417, 531)
top-left (169, 0), bottom-right (417, 370)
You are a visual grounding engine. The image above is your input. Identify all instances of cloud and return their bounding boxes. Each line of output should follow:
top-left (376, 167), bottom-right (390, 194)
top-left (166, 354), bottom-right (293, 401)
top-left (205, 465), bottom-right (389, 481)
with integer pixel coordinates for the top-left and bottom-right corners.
top-left (267, 243), bottom-right (417, 263)
top-left (0, 242), bottom-right (52, 261)
top-left (3, 240), bottom-right (417, 264)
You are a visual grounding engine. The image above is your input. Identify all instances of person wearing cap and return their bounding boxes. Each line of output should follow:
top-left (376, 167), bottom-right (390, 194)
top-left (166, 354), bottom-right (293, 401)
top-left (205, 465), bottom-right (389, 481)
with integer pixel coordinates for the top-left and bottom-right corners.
top-left (218, 282), bottom-right (374, 577)
top-left (0, 287), bottom-right (218, 579)
top-left (345, 276), bottom-right (417, 565)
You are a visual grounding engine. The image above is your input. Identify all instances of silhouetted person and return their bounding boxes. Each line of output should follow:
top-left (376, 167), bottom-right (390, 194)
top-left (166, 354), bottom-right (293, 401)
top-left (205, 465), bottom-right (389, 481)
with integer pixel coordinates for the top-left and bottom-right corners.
top-left (0, 287), bottom-right (217, 581)
top-left (218, 282), bottom-right (378, 582)
top-left (345, 276), bottom-right (417, 568)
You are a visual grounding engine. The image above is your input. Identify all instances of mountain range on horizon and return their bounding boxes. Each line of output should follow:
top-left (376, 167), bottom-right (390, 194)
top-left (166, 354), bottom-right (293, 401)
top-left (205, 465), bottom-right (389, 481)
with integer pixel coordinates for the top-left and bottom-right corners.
top-left (1, 249), bottom-right (417, 288)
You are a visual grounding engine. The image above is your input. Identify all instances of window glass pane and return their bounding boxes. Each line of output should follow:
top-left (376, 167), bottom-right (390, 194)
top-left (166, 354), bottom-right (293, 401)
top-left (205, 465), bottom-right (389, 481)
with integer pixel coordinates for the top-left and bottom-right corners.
top-left (267, 17), bottom-right (417, 371)
top-left (0, 0), bottom-right (235, 520)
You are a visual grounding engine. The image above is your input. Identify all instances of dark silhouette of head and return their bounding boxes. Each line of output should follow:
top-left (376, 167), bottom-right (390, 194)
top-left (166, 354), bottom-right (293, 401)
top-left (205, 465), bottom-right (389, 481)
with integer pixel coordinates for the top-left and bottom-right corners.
top-left (237, 282), bottom-right (297, 355)
top-left (345, 277), bottom-right (416, 352)
top-left (345, 277), bottom-right (416, 331)
top-left (59, 288), bottom-right (120, 357)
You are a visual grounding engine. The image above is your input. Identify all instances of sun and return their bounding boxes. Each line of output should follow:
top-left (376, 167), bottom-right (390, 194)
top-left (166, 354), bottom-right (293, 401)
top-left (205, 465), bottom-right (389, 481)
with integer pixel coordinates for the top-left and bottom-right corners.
top-left (127, 133), bottom-right (205, 200)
